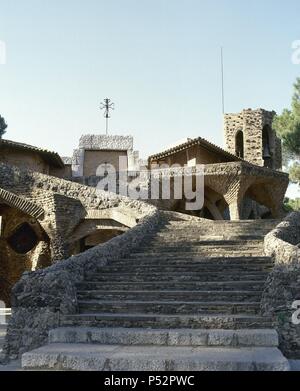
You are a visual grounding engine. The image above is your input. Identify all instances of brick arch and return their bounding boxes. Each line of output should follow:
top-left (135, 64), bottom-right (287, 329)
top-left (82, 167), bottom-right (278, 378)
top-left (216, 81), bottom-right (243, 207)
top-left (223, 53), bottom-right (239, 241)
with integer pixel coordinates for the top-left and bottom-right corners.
top-left (0, 188), bottom-right (44, 219)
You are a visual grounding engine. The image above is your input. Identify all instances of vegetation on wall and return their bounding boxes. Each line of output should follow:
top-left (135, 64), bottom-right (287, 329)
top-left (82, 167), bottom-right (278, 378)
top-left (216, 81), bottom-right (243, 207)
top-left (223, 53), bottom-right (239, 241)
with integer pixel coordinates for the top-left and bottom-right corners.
top-left (0, 114), bottom-right (7, 138)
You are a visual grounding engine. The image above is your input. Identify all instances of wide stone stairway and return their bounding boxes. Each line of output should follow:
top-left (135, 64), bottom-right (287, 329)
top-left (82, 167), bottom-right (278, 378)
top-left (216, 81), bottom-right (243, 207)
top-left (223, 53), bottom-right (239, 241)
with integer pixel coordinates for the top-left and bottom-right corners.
top-left (22, 214), bottom-right (290, 371)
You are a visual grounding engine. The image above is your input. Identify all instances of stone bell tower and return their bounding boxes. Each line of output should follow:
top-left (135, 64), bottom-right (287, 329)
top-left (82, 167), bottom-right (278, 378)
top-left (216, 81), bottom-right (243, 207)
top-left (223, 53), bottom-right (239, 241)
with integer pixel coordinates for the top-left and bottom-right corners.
top-left (224, 108), bottom-right (282, 170)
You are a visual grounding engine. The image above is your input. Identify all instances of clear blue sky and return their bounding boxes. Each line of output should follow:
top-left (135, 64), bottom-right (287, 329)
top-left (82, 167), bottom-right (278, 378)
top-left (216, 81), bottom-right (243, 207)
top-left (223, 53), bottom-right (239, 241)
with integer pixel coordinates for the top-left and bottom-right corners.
top-left (0, 0), bottom-right (300, 162)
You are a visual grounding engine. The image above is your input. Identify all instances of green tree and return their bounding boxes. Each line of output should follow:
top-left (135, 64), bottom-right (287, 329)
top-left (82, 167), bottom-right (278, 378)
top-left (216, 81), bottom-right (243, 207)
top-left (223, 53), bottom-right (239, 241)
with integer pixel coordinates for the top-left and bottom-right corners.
top-left (0, 115), bottom-right (7, 138)
top-left (284, 197), bottom-right (300, 211)
top-left (273, 78), bottom-right (300, 185)
top-left (289, 162), bottom-right (300, 184)
top-left (292, 78), bottom-right (300, 119)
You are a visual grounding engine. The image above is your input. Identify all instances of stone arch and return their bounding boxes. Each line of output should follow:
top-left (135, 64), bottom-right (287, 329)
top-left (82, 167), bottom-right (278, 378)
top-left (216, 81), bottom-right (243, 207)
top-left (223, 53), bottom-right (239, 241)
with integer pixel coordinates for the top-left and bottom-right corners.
top-left (0, 188), bottom-right (44, 220)
top-left (235, 130), bottom-right (244, 158)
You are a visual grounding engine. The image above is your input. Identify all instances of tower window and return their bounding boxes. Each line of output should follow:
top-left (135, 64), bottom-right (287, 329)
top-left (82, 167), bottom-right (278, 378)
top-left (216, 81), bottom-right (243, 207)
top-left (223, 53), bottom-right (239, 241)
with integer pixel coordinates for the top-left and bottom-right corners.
top-left (235, 130), bottom-right (244, 158)
top-left (262, 125), bottom-right (272, 168)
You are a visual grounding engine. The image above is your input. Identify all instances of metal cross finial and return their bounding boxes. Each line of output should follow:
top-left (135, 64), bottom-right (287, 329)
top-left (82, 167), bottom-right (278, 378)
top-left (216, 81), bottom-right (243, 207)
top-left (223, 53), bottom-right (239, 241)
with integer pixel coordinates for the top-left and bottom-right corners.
top-left (100, 98), bottom-right (115, 135)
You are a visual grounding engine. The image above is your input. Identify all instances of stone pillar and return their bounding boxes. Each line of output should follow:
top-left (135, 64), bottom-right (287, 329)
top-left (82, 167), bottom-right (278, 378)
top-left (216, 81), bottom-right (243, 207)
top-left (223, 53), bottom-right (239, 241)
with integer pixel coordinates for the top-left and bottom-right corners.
top-left (228, 199), bottom-right (242, 221)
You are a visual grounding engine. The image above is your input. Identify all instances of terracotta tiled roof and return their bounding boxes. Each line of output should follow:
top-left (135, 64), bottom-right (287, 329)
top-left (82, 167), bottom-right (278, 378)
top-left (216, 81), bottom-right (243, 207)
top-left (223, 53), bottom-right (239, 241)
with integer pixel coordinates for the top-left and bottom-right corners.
top-left (0, 139), bottom-right (64, 168)
top-left (148, 136), bottom-right (243, 163)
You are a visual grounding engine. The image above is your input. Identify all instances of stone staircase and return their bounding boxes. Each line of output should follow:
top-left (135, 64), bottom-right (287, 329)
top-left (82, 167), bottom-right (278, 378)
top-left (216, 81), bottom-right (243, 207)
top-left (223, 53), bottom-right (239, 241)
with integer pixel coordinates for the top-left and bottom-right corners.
top-left (22, 215), bottom-right (290, 371)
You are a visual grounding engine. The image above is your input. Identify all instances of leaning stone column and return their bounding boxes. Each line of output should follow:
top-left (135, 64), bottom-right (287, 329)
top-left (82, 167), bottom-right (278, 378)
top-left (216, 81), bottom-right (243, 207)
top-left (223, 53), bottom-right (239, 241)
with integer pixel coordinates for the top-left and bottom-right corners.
top-left (50, 236), bottom-right (70, 262)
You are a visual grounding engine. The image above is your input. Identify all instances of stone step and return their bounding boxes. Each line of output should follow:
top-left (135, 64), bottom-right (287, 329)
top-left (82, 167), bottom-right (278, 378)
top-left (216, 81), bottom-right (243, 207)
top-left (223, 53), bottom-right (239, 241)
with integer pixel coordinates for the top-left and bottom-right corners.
top-left (132, 248), bottom-right (265, 254)
top-left (60, 313), bottom-right (274, 329)
top-left (133, 244), bottom-right (264, 252)
top-left (97, 265), bottom-right (273, 273)
top-left (76, 280), bottom-right (266, 292)
top-left (116, 255), bottom-right (272, 263)
top-left (161, 226), bottom-right (275, 233)
top-left (87, 271), bottom-right (269, 282)
top-left (140, 239), bottom-right (264, 246)
top-left (153, 227), bottom-right (268, 232)
top-left (162, 227), bottom-right (277, 232)
top-left (111, 257), bottom-right (273, 267)
top-left (48, 327), bottom-right (279, 348)
top-left (150, 234), bottom-right (268, 241)
top-left (164, 220), bottom-right (279, 226)
top-left (77, 290), bottom-right (263, 302)
top-left (21, 344), bottom-right (289, 371)
top-left (129, 251), bottom-right (265, 258)
top-left (155, 231), bottom-right (270, 238)
top-left (134, 251), bottom-right (266, 257)
top-left (149, 233), bottom-right (265, 238)
top-left (77, 300), bottom-right (261, 315)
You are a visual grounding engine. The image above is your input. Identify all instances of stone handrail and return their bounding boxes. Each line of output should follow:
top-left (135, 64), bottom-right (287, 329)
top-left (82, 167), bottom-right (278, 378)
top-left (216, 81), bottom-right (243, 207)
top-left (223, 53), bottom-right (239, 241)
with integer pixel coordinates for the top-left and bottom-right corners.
top-left (2, 203), bottom-right (161, 361)
top-left (261, 211), bottom-right (300, 359)
top-left (264, 211), bottom-right (300, 264)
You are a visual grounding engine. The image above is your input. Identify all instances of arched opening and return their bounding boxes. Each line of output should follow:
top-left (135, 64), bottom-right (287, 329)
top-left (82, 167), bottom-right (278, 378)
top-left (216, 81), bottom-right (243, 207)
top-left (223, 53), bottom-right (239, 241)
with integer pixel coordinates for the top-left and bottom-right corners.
top-left (262, 125), bottom-right (273, 168)
top-left (68, 217), bottom-right (130, 255)
top-left (79, 229), bottom-right (124, 253)
top-left (0, 204), bottom-right (51, 306)
top-left (7, 222), bottom-right (38, 254)
top-left (235, 130), bottom-right (244, 158)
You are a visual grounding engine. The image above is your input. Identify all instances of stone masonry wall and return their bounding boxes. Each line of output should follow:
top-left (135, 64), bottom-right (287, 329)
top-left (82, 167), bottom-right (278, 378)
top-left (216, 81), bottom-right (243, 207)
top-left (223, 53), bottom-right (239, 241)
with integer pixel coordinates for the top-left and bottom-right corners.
top-left (261, 212), bottom-right (300, 358)
top-left (0, 163), bottom-right (160, 360)
top-left (224, 108), bottom-right (279, 168)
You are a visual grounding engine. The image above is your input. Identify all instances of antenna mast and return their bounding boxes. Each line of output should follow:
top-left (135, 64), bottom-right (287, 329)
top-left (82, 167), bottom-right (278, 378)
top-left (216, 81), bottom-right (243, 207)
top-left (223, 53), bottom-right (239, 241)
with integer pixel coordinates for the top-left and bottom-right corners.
top-left (221, 47), bottom-right (225, 115)
top-left (100, 98), bottom-right (115, 135)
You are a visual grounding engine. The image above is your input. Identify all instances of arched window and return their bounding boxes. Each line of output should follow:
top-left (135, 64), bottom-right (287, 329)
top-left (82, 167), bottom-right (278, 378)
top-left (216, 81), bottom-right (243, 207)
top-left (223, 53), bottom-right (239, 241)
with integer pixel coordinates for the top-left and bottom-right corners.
top-left (262, 125), bottom-right (272, 168)
top-left (235, 130), bottom-right (244, 158)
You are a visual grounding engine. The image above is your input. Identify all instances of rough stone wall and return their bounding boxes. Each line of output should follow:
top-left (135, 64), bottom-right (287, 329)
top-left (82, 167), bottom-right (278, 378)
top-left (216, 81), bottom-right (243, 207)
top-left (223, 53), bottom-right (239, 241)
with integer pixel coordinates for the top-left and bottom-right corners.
top-left (261, 212), bottom-right (300, 358)
top-left (2, 204), bottom-right (160, 360)
top-left (0, 162), bottom-right (160, 359)
top-left (0, 163), bottom-right (151, 218)
top-left (224, 108), bottom-right (280, 169)
top-left (0, 163), bottom-right (156, 260)
top-left (79, 135), bottom-right (133, 150)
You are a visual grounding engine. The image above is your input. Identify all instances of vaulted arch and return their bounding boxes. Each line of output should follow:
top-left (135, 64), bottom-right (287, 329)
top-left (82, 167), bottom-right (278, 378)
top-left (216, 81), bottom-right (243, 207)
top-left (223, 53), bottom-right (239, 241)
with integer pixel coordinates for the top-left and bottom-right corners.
top-left (0, 188), bottom-right (44, 219)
